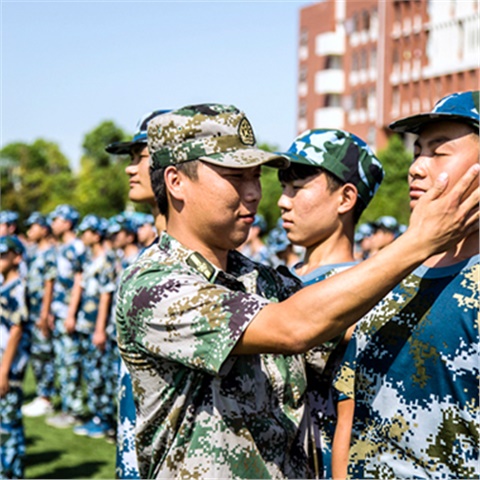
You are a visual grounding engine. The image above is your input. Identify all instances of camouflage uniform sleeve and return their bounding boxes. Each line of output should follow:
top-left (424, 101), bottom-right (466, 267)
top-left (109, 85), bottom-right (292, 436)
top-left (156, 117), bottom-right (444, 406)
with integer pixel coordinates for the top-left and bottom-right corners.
top-left (97, 253), bottom-right (117, 295)
top-left (44, 247), bottom-right (57, 281)
top-left (118, 265), bottom-right (270, 376)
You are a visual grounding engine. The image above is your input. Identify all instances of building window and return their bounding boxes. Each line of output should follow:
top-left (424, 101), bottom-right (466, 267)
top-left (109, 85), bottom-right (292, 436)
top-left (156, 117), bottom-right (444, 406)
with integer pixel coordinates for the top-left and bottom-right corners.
top-left (352, 12), bottom-right (359, 32)
top-left (325, 94), bottom-right (342, 107)
top-left (325, 55), bottom-right (342, 69)
top-left (299, 65), bottom-right (307, 82)
top-left (300, 28), bottom-right (308, 46)
top-left (362, 10), bottom-right (370, 31)
top-left (360, 89), bottom-right (368, 109)
top-left (299, 101), bottom-right (307, 118)
top-left (370, 46), bottom-right (377, 69)
top-left (352, 91), bottom-right (358, 110)
top-left (360, 49), bottom-right (368, 70)
top-left (352, 52), bottom-right (359, 71)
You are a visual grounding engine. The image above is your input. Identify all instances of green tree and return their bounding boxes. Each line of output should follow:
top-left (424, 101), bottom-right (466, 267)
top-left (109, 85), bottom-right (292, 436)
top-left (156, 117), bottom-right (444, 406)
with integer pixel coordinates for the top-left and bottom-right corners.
top-left (359, 134), bottom-right (412, 226)
top-left (0, 140), bottom-right (75, 224)
top-left (74, 121), bottom-right (130, 218)
top-left (257, 142), bottom-right (283, 231)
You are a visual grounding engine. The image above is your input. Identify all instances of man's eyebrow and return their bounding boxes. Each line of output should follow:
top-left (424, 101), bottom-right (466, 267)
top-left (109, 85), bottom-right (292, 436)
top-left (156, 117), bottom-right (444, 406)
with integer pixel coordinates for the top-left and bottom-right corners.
top-left (414, 135), bottom-right (453, 149)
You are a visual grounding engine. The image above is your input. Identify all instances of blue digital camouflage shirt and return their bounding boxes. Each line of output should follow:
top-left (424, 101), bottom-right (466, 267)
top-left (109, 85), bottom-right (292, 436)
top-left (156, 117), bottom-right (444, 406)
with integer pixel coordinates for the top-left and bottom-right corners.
top-left (26, 244), bottom-right (57, 319)
top-left (116, 232), bottom-right (318, 479)
top-left (51, 238), bottom-right (85, 320)
top-left (76, 248), bottom-right (117, 334)
top-left (0, 276), bottom-right (30, 384)
top-left (294, 262), bottom-right (358, 479)
top-left (335, 255), bottom-right (480, 479)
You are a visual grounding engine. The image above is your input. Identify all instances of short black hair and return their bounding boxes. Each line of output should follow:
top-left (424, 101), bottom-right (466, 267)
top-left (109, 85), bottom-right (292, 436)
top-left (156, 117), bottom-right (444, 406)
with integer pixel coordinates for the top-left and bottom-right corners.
top-left (278, 163), bottom-right (366, 224)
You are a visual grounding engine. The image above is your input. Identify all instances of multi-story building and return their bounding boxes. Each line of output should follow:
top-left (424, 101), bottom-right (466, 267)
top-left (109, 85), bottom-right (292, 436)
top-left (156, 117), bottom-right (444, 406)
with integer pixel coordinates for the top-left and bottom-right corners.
top-left (297, 0), bottom-right (479, 149)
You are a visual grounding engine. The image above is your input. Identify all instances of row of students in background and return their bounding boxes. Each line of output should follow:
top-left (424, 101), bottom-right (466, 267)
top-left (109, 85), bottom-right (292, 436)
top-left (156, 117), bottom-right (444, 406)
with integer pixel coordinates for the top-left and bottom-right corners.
top-left (0, 206), bottom-right (157, 478)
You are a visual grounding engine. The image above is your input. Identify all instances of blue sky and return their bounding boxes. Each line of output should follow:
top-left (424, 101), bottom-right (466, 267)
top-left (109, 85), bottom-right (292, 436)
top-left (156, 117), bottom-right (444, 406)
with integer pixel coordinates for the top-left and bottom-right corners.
top-left (1, 0), bottom-right (313, 170)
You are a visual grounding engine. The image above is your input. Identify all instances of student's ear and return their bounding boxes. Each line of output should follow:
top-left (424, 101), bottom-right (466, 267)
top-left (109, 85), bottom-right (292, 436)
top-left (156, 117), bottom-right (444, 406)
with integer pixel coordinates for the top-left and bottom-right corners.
top-left (164, 166), bottom-right (186, 202)
top-left (338, 183), bottom-right (358, 215)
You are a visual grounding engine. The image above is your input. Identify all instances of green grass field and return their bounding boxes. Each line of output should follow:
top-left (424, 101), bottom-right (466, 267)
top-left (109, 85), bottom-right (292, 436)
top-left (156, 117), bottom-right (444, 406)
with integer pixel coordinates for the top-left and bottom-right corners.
top-left (23, 366), bottom-right (116, 479)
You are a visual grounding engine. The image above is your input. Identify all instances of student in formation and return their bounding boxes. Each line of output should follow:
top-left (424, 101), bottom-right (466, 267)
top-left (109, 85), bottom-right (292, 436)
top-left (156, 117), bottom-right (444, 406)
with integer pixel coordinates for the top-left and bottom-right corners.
top-left (72, 214), bottom-right (117, 439)
top-left (46, 204), bottom-right (86, 428)
top-left (0, 235), bottom-right (30, 479)
top-left (22, 213), bottom-right (57, 418)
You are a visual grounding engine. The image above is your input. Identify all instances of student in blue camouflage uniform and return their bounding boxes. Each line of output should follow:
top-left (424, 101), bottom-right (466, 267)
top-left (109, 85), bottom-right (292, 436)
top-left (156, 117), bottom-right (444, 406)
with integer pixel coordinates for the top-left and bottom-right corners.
top-left (276, 128), bottom-right (384, 478)
top-left (46, 204), bottom-right (86, 429)
top-left (106, 109), bottom-right (169, 479)
top-left (133, 212), bottom-right (157, 249)
top-left (22, 213), bottom-right (57, 418)
top-left (0, 236), bottom-right (29, 479)
top-left (0, 211), bottom-right (19, 237)
top-left (115, 103), bottom-right (479, 479)
top-left (238, 214), bottom-right (272, 265)
top-left (334, 90), bottom-right (480, 478)
top-left (71, 214), bottom-right (117, 438)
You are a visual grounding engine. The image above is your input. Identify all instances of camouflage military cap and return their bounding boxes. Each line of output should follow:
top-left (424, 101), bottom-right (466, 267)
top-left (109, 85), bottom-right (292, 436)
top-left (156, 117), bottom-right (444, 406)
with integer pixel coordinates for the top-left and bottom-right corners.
top-left (106, 109), bottom-right (171, 155)
top-left (0, 210), bottom-right (19, 225)
top-left (278, 129), bottom-right (384, 207)
top-left (0, 235), bottom-right (25, 255)
top-left (25, 212), bottom-right (49, 228)
top-left (107, 213), bottom-right (137, 236)
top-left (389, 90), bottom-right (480, 134)
top-left (373, 215), bottom-right (399, 233)
top-left (147, 103), bottom-right (289, 170)
top-left (77, 214), bottom-right (107, 236)
top-left (51, 204), bottom-right (80, 228)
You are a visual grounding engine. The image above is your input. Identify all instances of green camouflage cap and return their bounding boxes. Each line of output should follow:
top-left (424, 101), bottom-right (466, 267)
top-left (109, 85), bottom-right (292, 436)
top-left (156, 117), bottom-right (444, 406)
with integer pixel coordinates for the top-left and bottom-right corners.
top-left (278, 128), bottom-right (384, 207)
top-left (147, 103), bottom-right (289, 170)
top-left (389, 90), bottom-right (480, 134)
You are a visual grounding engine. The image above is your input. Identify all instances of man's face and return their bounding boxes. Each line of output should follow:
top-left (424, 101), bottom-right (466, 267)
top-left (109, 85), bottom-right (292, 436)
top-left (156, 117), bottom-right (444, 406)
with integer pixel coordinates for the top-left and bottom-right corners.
top-left (410, 121), bottom-right (479, 210)
top-left (178, 162), bottom-right (262, 252)
top-left (278, 172), bottom-right (342, 248)
top-left (125, 145), bottom-right (155, 205)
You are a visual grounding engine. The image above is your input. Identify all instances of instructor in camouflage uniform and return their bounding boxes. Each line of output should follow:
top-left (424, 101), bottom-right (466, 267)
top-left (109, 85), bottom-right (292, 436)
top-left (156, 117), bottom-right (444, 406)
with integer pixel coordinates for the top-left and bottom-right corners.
top-left (115, 103), bottom-right (479, 479)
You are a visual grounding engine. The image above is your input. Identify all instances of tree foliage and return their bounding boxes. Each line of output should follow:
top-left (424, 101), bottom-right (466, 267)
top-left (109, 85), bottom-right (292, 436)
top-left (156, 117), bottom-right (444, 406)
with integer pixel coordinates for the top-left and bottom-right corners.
top-left (1, 140), bottom-right (75, 224)
top-left (257, 142), bottom-right (283, 231)
top-left (359, 134), bottom-right (412, 226)
top-left (74, 121), bottom-right (130, 217)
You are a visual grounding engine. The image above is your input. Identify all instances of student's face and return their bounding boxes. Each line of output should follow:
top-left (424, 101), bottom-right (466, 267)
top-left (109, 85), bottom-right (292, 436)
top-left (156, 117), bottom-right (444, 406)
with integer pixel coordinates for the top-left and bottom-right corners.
top-left (179, 162), bottom-right (262, 251)
top-left (409, 121), bottom-right (479, 210)
top-left (370, 229), bottom-right (395, 251)
top-left (80, 229), bottom-right (99, 247)
top-left (137, 223), bottom-right (156, 245)
top-left (125, 145), bottom-right (155, 205)
top-left (51, 217), bottom-right (72, 237)
top-left (0, 251), bottom-right (19, 276)
top-left (278, 172), bottom-right (341, 248)
top-left (27, 223), bottom-right (46, 242)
